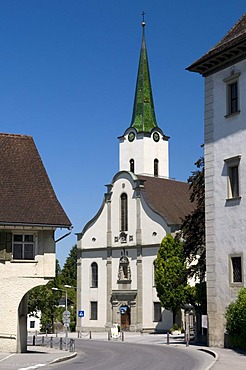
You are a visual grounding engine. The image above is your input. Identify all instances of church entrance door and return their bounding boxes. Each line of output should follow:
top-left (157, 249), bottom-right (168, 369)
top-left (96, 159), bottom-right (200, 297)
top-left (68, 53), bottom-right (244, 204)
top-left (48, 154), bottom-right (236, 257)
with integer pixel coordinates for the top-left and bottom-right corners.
top-left (120, 306), bottom-right (130, 331)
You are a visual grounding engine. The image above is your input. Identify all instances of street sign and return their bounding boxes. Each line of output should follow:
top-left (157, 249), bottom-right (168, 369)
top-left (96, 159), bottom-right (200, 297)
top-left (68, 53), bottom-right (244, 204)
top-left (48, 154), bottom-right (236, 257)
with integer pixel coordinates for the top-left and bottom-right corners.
top-left (63, 310), bottom-right (70, 319)
top-left (78, 310), bottom-right (84, 318)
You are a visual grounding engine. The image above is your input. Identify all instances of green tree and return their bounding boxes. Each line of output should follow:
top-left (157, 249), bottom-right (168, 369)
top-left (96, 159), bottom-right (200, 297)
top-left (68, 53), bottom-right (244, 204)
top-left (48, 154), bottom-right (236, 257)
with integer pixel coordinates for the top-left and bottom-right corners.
top-left (60, 245), bottom-right (77, 331)
top-left (180, 156), bottom-right (205, 281)
top-left (155, 234), bottom-right (187, 324)
top-left (28, 260), bottom-right (62, 332)
top-left (225, 288), bottom-right (246, 348)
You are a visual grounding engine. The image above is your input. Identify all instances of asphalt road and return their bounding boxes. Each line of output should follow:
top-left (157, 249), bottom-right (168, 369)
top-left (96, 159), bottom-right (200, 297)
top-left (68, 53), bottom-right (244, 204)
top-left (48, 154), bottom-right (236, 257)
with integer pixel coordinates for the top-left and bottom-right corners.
top-left (48, 340), bottom-right (213, 370)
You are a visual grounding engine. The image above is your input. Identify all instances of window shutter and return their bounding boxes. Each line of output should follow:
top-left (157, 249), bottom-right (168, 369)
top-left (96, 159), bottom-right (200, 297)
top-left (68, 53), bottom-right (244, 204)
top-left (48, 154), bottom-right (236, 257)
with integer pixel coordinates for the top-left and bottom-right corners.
top-left (5, 233), bottom-right (12, 260)
top-left (0, 232), bottom-right (12, 261)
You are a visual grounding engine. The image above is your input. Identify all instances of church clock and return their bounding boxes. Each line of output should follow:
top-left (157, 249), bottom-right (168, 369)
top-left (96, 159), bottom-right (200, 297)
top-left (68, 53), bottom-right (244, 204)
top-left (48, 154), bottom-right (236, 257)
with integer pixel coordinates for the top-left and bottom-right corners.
top-left (128, 132), bottom-right (135, 142)
top-left (153, 132), bottom-right (160, 142)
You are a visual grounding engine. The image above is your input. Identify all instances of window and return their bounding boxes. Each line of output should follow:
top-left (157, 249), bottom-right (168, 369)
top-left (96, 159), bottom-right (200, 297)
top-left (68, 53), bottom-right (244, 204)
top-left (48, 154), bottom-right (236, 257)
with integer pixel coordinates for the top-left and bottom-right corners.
top-left (153, 260), bottom-right (156, 286)
top-left (229, 254), bottom-right (243, 285)
top-left (120, 193), bottom-right (128, 231)
top-left (130, 159), bottom-right (135, 173)
top-left (13, 234), bottom-right (35, 260)
top-left (153, 302), bottom-right (162, 322)
top-left (30, 321), bottom-right (35, 329)
top-left (154, 159), bottom-right (159, 177)
top-left (91, 262), bottom-right (98, 288)
top-left (90, 301), bottom-right (98, 320)
top-left (224, 73), bottom-right (240, 116)
top-left (224, 156), bottom-right (241, 199)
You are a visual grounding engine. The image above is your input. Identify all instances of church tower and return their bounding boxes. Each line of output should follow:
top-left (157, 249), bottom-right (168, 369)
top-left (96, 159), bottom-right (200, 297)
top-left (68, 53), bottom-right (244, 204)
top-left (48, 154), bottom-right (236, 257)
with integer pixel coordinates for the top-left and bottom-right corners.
top-left (119, 19), bottom-right (169, 178)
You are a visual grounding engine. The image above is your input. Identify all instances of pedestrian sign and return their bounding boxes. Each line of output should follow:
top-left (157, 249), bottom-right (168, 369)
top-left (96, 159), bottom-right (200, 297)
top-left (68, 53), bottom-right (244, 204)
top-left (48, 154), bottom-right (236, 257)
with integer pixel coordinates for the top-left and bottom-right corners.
top-left (78, 310), bottom-right (84, 318)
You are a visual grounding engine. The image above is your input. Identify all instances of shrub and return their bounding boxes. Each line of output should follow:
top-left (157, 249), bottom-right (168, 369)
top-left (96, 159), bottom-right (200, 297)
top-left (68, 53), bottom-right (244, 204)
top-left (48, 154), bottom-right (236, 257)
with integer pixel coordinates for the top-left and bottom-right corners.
top-left (225, 288), bottom-right (246, 348)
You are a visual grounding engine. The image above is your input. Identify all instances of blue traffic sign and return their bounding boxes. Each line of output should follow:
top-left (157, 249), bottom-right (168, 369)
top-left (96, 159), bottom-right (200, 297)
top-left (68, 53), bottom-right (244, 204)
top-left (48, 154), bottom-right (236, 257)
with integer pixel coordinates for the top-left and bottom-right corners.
top-left (78, 310), bottom-right (84, 318)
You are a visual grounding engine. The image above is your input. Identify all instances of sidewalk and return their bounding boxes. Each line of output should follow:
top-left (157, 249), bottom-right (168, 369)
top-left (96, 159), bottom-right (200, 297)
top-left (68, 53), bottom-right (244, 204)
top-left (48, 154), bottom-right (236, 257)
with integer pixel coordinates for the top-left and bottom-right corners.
top-left (0, 332), bottom-right (245, 370)
top-left (0, 346), bottom-right (77, 369)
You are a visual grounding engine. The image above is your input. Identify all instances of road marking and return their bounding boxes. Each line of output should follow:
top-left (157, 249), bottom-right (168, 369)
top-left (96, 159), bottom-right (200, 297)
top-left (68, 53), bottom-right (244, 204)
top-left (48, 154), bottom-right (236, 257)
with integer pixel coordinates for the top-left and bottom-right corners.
top-left (18, 364), bottom-right (46, 370)
top-left (0, 353), bottom-right (15, 362)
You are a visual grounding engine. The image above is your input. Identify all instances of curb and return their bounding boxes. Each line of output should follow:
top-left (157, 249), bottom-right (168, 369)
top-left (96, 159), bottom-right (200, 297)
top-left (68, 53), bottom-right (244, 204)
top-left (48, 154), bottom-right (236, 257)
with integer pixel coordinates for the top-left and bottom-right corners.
top-left (49, 351), bottom-right (77, 365)
top-left (197, 348), bottom-right (219, 370)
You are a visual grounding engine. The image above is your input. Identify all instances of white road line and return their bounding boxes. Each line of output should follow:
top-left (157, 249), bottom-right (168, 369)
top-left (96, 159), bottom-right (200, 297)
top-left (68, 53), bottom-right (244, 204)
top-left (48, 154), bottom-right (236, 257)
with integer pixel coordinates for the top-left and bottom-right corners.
top-left (0, 353), bottom-right (15, 362)
top-left (18, 364), bottom-right (46, 370)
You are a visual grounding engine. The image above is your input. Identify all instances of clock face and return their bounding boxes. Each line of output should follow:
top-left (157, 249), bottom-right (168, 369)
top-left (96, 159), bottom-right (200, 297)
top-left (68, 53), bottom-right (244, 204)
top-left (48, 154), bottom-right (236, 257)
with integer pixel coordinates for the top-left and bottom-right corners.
top-left (128, 132), bottom-right (135, 142)
top-left (153, 132), bottom-right (160, 142)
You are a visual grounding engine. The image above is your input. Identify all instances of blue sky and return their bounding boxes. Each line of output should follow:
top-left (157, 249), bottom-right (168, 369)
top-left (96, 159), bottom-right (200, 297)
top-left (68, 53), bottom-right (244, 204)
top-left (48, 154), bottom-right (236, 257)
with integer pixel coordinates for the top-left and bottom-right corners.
top-left (1, 1), bottom-right (245, 267)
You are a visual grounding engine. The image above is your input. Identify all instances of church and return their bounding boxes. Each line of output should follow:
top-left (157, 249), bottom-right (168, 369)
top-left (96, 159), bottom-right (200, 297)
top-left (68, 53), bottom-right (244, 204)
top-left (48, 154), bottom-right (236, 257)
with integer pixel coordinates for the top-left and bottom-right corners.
top-left (76, 20), bottom-right (193, 332)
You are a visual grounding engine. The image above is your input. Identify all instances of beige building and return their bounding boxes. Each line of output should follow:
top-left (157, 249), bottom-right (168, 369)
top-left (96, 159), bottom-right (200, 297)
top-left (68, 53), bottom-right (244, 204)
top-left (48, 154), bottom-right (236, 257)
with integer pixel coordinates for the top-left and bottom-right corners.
top-left (77, 22), bottom-right (193, 333)
top-left (187, 14), bottom-right (246, 346)
top-left (0, 133), bottom-right (71, 352)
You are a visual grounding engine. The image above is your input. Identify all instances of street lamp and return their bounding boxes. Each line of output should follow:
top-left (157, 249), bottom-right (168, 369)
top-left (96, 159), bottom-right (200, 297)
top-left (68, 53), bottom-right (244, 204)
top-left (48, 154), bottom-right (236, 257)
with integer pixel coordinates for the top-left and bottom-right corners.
top-left (51, 287), bottom-right (69, 350)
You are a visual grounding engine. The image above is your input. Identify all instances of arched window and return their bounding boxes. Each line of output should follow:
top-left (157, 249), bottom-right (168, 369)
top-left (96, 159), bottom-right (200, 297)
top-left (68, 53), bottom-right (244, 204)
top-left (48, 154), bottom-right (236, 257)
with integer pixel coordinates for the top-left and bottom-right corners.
top-left (129, 158), bottom-right (135, 173)
top-left (91, 262), bottom-right (98, 288)
top-left (120, 193), bottom-right (128, 231)
top-left (153, 260), bottom-right (156, 286)
top-left (154, 159), bottom-right (159, 177)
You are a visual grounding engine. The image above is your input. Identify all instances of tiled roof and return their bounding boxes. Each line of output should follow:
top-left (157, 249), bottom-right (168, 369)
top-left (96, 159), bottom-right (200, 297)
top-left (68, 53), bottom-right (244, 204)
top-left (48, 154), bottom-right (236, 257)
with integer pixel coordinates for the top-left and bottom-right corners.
top-left (187, 14), bottom-right (246, 76)
top-left (0, 133), bottom-right (72, 228)
top-left (138, 175), bottom-right (194, 226)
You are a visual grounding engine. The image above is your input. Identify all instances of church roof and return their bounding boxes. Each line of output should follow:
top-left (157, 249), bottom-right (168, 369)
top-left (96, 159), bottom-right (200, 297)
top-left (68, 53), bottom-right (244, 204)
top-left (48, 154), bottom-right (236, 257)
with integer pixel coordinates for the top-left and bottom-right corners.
top-left (0, 133), bottom-right (72, 228)
top-left (130, 22), bottom-right (158, 132)
top-left (138, 175), bottom-right (194, 226)
top-left (187, 13), bottom-right (246, 76)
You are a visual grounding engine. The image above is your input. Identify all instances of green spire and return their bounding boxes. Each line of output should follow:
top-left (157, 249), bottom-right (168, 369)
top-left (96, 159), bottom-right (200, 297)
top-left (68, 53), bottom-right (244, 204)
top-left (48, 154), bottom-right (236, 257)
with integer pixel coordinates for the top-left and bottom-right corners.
top-left (131, 21), bottom-right (158, 132)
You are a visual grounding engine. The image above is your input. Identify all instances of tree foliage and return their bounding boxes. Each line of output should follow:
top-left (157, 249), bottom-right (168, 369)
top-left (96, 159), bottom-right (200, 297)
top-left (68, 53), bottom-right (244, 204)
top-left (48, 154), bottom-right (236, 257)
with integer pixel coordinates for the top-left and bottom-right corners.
top-left (225, 288), bottom-right (246, 348)
top-left (155, 234), bottom-right (187, 323)
top-left (180, 156), bottom-right (205, 281)
top-left (28, 245), bottom-right (77, 332)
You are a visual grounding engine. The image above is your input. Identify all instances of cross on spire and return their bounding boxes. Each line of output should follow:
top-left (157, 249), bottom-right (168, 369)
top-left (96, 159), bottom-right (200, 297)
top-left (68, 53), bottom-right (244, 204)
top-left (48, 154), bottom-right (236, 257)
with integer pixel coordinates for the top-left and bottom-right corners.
top-left (142, 11), bottom-right (146, 27)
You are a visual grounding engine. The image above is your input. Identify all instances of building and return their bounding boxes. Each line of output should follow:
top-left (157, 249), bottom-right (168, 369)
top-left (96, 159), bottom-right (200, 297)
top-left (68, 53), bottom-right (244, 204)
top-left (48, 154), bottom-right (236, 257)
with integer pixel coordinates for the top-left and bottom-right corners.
top-left (77, 21), bottom-right (194, 333)
top-left (187, 14), bottom-right (246, 347)
top-left (0, 133), bottom-right (71, 352)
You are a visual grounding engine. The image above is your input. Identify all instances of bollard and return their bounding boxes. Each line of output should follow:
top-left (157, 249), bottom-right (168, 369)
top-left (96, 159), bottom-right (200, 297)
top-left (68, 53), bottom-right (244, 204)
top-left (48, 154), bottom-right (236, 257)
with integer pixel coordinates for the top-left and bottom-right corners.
top-left (32, 335), bottom-right (36, 346)
top-left (77, 331), bottom-right (80, 338)
top-left (108, 331), bottom-right (111, 341)
top-left (89, 331), bottom-right (92, 339)
top-left (167, 331), bottom-right (169, 345)
top-left (50, 337), bottom-right (53, 348)
top-left (186, 333), bottom-right (189, 347)
top-left (42, 336), bottom-right (44, 346)
top-left (121, 331), bottom-right (124, 341)
top-left (60, 337), bottom-right (63, 350)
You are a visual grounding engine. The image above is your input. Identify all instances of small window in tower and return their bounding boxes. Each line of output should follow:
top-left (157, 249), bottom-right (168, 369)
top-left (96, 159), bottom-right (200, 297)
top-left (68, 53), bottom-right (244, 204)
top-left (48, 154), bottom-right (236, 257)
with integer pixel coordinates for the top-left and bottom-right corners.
top-left (154, 159), bottom-right (159, 177)
top-left (120, 193), bottom-right (128, 231)
top-left (130, 159), bottom-right (135, 173)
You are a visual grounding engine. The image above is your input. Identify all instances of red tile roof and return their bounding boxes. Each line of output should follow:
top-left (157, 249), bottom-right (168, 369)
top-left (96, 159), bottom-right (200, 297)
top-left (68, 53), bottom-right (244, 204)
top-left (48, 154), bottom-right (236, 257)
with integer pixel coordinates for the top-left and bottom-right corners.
top-left (0, 133), bottom-right (72, 228)
top-left (138, 175), bottom-right (194, 226)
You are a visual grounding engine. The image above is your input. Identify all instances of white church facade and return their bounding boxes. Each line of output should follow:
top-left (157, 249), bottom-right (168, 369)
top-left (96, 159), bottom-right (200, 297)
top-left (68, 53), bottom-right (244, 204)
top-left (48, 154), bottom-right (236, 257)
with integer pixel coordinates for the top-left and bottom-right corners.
top-left (187, 14), bottom-right (246, 347)
top-left (77, 21), bottom-right (193, 333)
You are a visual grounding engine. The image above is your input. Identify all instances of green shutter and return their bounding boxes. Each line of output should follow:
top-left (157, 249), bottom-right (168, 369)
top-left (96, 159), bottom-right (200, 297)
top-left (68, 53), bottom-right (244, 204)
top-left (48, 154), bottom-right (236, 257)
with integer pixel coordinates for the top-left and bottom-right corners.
top-left (0, 232), bottom-right (12, 261)
top-left (5, 233), bottom-right (12, 260)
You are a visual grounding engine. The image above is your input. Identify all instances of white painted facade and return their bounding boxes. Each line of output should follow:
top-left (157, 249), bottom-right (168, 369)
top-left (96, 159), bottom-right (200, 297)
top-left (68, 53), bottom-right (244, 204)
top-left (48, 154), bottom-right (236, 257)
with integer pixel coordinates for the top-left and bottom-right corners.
top-left (119, 128), bottom-right (169, 178)
top-left (77, 171), bottom-right (173, 332)
top-left (0, 229), bottom-right (56, 352)
top-left (204, 60), bottom-right (246, 346)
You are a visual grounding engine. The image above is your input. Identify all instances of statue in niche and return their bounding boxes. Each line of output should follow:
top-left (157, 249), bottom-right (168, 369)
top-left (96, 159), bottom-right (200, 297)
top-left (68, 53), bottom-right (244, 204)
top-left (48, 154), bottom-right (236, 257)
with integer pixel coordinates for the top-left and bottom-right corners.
top-left (118, 255), bottom-right (131, 282)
